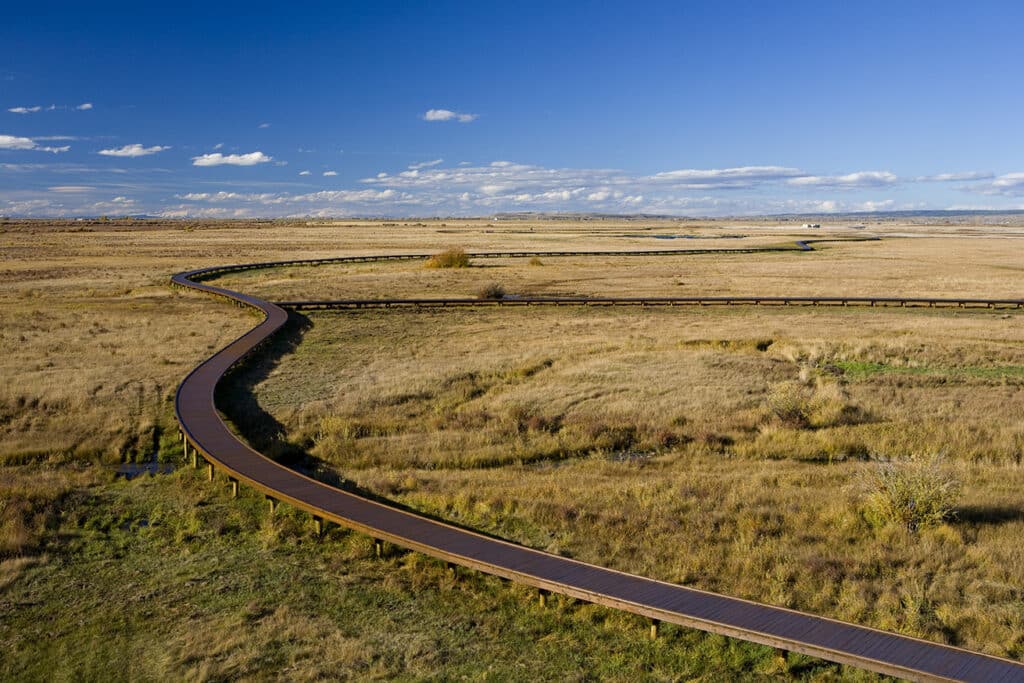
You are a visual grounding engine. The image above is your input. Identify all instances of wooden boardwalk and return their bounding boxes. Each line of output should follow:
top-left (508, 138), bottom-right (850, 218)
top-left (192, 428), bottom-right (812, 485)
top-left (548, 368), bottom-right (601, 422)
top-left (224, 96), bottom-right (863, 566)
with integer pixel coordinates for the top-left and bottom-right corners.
top-left (172, 243), bottom-right (1024, 682)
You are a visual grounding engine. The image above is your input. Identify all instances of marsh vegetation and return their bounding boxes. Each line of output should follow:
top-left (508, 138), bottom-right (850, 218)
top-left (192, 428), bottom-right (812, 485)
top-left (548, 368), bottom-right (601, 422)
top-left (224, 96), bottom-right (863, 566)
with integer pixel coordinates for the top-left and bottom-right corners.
top-left (2, 219), bottom-right (1024, 679)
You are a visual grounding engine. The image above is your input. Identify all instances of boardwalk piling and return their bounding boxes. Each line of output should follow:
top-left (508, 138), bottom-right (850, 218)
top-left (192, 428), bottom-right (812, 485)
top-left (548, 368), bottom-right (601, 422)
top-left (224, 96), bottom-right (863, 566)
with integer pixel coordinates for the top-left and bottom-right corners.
top-left (649, 619), bottom-right (660, 640)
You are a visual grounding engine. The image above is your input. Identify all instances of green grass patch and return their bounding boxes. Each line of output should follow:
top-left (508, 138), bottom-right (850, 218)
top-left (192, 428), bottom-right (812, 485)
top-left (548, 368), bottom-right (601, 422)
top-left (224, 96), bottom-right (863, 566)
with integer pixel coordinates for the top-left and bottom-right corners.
top-left (834, 360), bottom-right (1024, 381)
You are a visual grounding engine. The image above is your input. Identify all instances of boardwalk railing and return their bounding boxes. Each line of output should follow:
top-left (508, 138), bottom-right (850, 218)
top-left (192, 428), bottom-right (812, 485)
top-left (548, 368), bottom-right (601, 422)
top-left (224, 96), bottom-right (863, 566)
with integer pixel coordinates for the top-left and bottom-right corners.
top-left (171, 242), bottom-right (1024, 682)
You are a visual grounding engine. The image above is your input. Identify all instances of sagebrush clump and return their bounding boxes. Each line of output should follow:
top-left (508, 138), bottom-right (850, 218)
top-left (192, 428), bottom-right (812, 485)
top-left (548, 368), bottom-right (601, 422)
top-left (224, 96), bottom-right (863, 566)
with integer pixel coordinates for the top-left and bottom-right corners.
top-left (765, 378), bottom-right (853, 429)
top-left (477, 282), bottom-right (506, 300)
top-left (425, 247), bottom-right (470, 269)
top-left (862, 455), bottom-right (961, 533)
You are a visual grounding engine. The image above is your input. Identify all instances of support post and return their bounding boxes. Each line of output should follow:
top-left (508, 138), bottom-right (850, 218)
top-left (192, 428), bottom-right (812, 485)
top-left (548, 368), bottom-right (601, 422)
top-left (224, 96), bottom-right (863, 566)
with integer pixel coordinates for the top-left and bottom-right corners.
top-left (649, 619), bottom-right (659, 640)
top-left (539, 589), bottom-right (549, 608)
top-left (446, 562), bottom-right (457, 580)
top-left (267, 497), bottom-right (278, 514)
top-left (206, 462), bottom-right (214, 481)
top-left (313, 516), bottom-right (323, 536)
top-left (229, 478), bottom-right (238, 499)
top-left (374, 538), bottom-right (383, 558)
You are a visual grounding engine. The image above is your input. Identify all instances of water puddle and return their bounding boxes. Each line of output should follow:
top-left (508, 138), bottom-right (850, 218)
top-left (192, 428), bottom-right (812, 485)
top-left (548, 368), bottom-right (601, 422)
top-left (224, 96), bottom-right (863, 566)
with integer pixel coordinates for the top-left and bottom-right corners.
top-left (115, 451), bottom-right (177, 479)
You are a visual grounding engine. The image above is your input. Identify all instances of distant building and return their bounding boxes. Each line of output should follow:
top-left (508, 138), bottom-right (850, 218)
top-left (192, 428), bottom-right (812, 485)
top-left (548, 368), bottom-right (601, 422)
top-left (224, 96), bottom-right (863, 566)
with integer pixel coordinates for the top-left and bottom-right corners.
top-left (801, 223), bottom-right (821, 228)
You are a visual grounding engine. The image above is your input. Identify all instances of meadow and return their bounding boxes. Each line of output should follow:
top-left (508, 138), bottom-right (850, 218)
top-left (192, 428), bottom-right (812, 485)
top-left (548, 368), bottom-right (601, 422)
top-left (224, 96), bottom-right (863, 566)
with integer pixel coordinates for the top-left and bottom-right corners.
top-left (2, 218), bottom-right (1023, 680)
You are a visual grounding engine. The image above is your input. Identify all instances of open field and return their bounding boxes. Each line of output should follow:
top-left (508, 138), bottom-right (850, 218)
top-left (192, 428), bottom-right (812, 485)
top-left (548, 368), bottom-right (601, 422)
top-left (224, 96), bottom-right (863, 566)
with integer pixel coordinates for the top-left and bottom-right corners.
top-left (2, 219), bottom-right (1024, 679)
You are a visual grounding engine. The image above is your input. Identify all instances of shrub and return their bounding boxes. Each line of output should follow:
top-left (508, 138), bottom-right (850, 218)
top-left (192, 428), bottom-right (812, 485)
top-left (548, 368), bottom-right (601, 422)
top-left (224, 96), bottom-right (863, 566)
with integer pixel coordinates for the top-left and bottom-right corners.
top-left (477, 282), bottom-right (506, 300)
top-left (425, 247), bottom-right (470, 269)
top-left (862, 455), bottom-right (961, 533)
top-left (765, 378), bottom-right (854, 429)
top-left (528, 256), bottom-right (543, 266)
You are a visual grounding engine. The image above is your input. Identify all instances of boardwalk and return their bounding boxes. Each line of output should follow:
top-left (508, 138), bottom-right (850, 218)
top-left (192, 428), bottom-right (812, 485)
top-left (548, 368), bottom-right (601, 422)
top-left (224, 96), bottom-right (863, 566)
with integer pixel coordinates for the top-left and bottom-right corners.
top-left (172, 244), bottom-right (1024, 682)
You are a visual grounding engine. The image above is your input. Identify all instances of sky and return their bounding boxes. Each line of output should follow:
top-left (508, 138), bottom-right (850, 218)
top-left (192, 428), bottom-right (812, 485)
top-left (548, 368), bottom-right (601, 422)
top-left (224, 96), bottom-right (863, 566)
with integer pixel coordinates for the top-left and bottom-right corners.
top-left (3, 0), bottom-right (1024, 218)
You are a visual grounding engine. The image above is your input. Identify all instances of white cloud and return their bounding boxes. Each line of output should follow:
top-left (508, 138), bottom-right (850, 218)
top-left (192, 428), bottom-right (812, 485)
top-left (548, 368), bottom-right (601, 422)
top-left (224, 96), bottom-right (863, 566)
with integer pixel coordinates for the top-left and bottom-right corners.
top-left (963, 172), bottom-right (1024, 196)
top-left (213, 143), bottom-right (224, 150)
top-left (258, 122), bottom-right (271, 129)
top-left (8, 103), bottom-right (92, 113)
top-left (422, 108), bottom-right (477, 123)
top-left (323, 170), bottom-right (337, 176)
top-left (0, 134), bottom-right (70, 153)
top-left (98, 143), bottom-right (171, 157)
top-left (191, 151), bottom-right (272, 167)
top-left (299, 170), bottom-right (311, 176)
top-left (916, 171), bottom-right (993, 182)
top-left (48, 186), bottom-right (93, 193)
top-left (408, 158), bottom-right (443, 170)
top-left (0, 135), bottom-right (37, 150)
top-left (787, 171), bottom-right (898, 189)
top-left (648, 166), bottom-right (805, 188)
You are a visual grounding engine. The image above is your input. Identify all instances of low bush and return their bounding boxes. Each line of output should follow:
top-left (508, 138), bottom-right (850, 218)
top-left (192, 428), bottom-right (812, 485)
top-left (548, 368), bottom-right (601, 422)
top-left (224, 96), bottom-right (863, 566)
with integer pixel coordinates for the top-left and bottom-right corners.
top-left (765, 378), bottom-right (855, 429)
top-left (861, 455), bottom-right (961, 533)
top-left (477, 282), bottom-right (506, 300)
top-left (425, 247), bottom-right (470, 269)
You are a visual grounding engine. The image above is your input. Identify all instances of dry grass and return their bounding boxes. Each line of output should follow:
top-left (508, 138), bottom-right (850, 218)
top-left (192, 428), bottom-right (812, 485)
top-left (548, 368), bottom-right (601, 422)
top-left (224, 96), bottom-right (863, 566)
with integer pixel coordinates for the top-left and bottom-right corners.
top-left (3, 218), bottom-right (1024, 677)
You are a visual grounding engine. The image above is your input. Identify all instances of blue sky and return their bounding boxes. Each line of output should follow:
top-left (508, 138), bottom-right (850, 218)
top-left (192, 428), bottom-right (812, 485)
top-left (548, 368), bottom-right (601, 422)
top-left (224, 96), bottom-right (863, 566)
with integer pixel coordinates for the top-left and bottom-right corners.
top-left (3, 1), bottom-right (1024, 217)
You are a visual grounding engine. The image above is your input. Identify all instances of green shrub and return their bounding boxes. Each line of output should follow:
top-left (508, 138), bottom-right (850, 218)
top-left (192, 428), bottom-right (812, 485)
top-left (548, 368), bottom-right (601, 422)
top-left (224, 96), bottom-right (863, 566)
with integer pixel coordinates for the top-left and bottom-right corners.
top-left (862, 455), bottom-right (961, 533)
top-left (425, 247), bottom-right (470, 268)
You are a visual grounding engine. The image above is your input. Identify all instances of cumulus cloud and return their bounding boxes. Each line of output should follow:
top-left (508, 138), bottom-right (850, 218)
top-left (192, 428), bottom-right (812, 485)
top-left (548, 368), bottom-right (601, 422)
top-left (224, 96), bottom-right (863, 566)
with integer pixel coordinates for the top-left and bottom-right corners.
top-left (191, 151), bottom-right (272, 167)
top-left (423, 109), bottom-right (477, 123)
top-left (787, 171), bottom-right (898, 189)
top-left (76, 103), bottom-right (93, 110)
top-left (323, 170), bottom-right (337, 176)
top-left (0, 134), bottom-right (70, 153)
top-left (98, 143), bottom-right (170, 157)
top-left (8, 106), bottom-right (42, 114)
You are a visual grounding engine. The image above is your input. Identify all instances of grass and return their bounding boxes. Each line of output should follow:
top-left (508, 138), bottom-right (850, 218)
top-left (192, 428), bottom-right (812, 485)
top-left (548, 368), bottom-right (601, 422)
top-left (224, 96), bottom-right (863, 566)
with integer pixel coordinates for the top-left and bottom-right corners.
top-left (834, 359), bottom-right (1024, 380)
top-left (2, 218), bottom-right (1024, 678)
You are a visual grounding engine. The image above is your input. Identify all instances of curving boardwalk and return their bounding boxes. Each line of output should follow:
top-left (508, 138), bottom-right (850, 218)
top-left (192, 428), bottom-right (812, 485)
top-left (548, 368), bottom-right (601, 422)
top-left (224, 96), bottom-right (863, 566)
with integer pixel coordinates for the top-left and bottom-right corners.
top-left (172, 243), bottom-right (1024, 682)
